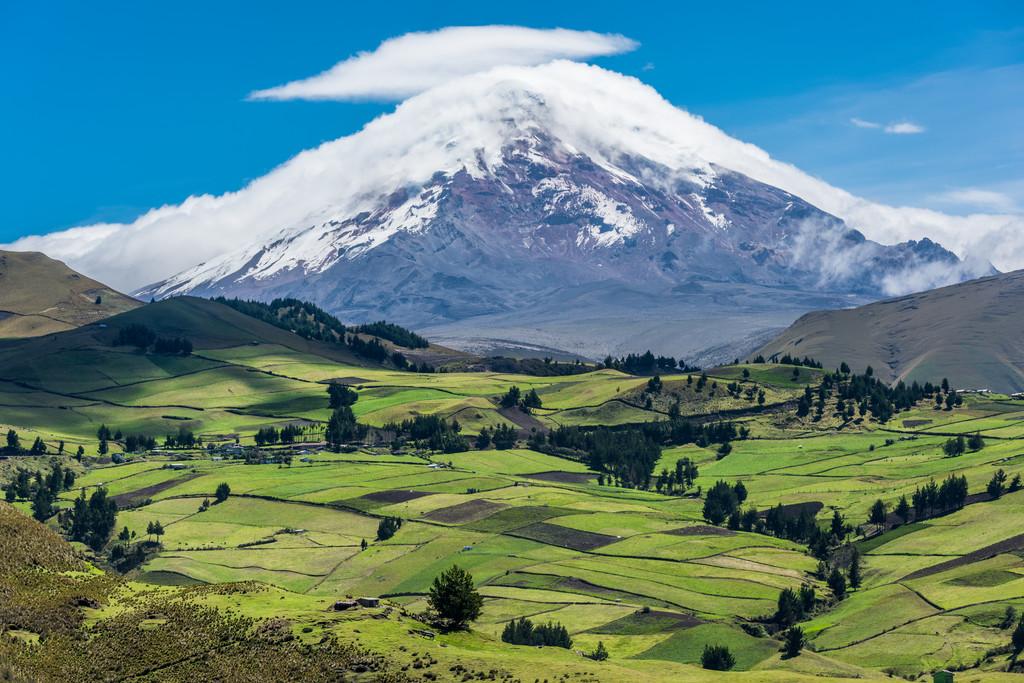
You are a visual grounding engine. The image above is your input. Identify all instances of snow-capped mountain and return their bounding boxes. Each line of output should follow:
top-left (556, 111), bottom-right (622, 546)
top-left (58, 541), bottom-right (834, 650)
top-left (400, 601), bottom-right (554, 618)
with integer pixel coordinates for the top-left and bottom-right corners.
top-left (124, 62), bottom-right (986, 360)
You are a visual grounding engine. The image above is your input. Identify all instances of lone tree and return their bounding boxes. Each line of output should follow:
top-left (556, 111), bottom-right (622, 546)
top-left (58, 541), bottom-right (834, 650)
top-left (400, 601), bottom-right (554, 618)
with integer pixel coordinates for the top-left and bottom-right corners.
top-left (587, 641), bottom-right (609, 661)
top-left (848, 547), bottom-right (862, 589)
top-left (215, 482), bottom-right (231, 504)
top-left (427, 565), bottom-right (483, 630)
top-left (988, 469), bottom-right (1008, 500)
top-left (327, 383), bottom-right (358, 409)
top-left (895, 495), bottom-right (911, 525)
top-left (868, 498), bottom-right (887, 526)
top-left (828, 568), bottom-right (847, 601)
top-left (782, 626), bottom-right (805, 658)
top-left (701, 644), bottom-right (735, 671)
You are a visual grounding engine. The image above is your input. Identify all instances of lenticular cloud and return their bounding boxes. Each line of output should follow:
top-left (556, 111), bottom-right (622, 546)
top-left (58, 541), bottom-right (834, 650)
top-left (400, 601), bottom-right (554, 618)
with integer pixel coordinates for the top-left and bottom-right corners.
top-left (248, 26), bottom-right (638, 101)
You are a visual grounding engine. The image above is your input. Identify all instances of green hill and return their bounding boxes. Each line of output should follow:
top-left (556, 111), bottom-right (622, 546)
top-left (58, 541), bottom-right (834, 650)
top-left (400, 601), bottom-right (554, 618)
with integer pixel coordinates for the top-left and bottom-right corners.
top-left (0, 250), bottom-right (140, 338)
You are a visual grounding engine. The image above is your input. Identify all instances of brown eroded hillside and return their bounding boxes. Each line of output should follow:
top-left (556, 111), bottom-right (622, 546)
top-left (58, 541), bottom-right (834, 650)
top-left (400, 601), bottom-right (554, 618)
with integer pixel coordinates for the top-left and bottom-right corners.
top-left (0, 250), bottom-right (140, 338)
top-left (756, 269), bottom-right (1024, 392)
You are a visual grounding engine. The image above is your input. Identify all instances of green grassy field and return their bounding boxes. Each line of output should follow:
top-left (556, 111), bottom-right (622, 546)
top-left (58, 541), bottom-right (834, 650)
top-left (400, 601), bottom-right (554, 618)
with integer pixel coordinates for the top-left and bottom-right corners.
top-left (2, 307), bottom-right (1023, 682)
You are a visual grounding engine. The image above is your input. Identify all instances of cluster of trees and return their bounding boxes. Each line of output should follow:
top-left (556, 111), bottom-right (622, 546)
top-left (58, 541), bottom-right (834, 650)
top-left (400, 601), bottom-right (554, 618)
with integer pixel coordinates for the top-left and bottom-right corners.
top-left (795, 366), bottom-right (956, 424)
top-left (112, 324), bottom-right (192, 355)
top-left (908, 474), bottom-right (970, 521)
top-left (213, 297), bottom-right (426, 368)
top-left (3, 429), bottom-right (49, 455)
top-left (764, 505), bottom-right (826, 547)
top-left (145, 520), bottom-right (166, 543)
top-left (163, 426), bottom-right (198, 449)
top-left (113, 323), bottom-right (157, 348)
top-left (480, 356), bottom-right (589, 377)
top-left (69, 487), bottom-right (118, 551)
top-left (326, 406), bottom-right (367, 449)
top-left (474, 424), bottom-right (518, 450)
top-left (109, 525), bottom-right (147, 568)
top-left (383, 414), bottom-right (466, 453)
top-left (214, 297), bottom-right (348, 341)
top-left (376, 516), bottom-right (402, 541)
top-left (751, 354), bottom-right (822, 368)
top-left (725, 381), bottom-right (765, 404)
top-left (353, 321), bottom-right (429, 349)
top-left (717, 500), bottom-right (838, 556)
top-left (988, 468), bottom-right (1021, 500)
top-left (4, 464), bottom-right (76, 519)
top-left (547, 426), bottom-right (662, 489)
top-left (540, 419), bottom-right (739, 491)
top-left (153, 337), bottom-right (193, 355)
top-left (654, 457), bottom-right (699, 495)
top-left (97, 425), bottom-right (158, 454)
top-left (254, 424), bottom-right (304, 447)
top-left (499, 386), bottom-right (542, 412)
top-left (348, 334), bottom-right (407, 368)
top-left (943, 432), bottom-right (985, 457)
top-left (123, 434), bottom-right (158, 453)
top-left (774, 585), bottom-right (817, 627)
top-left (602, 351), bottom-right (696, 375)
top-left (501, 617), bottom-right (572, 649)
top-left (663, 420), bottom-right (741, 447)
top-left (702, 480), bottom-right (748, 524)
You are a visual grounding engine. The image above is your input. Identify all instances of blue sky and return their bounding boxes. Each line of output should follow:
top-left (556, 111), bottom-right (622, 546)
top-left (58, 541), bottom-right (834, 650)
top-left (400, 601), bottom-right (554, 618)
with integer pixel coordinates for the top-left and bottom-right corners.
top-left (1, 1), bottom-right (1021, 242)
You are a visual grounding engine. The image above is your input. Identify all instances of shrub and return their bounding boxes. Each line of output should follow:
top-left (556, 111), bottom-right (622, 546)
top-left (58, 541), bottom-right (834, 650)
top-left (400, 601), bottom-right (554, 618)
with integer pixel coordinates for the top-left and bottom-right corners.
top-left (587, 641), bottom-right (609, 661)
top-left (215, 482), bottom-right (231, 503)
top-left (376, 516), bottom-right (402, 541)
top-left (783, 626), bottom-right (805, 658)
top-left (700, 644), bottom-right (735, 671)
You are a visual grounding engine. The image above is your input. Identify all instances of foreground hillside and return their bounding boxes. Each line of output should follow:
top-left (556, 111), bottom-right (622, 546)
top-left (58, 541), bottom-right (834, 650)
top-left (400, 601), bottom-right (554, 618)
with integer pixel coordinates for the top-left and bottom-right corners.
top-left (756, 269), bottom-right (1024, 393)
top-left (0, 250), bottom-right (140, 338)
top-left (2, 297), bottom-right (1024, 681)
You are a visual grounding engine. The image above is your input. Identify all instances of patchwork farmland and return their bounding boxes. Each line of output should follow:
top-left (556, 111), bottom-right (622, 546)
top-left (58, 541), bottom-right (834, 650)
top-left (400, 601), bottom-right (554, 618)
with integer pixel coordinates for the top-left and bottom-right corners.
top-left (2, 298), bottom-right (1023, 681)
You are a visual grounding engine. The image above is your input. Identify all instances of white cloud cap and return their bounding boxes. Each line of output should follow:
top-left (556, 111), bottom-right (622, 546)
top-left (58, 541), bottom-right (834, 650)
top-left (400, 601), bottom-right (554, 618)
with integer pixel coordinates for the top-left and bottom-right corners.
top-left (249, 25), bottom-right (638, 101)
top-left (4, 60), bottom-right (1020, 293)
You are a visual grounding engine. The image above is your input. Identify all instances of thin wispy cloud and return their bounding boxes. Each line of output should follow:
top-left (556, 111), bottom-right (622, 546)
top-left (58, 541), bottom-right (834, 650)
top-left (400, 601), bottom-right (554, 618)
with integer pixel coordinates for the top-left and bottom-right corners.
top-left (884, 121), bottom-right (925, 134)
top-left (932, 188), bottom-right (1018, 213)
top-left (249, 26), bottom-right (638, 101)
top-left (850, 117), bottom-right (925, 134)
top-left (850, 117), bottom-right (880, 129)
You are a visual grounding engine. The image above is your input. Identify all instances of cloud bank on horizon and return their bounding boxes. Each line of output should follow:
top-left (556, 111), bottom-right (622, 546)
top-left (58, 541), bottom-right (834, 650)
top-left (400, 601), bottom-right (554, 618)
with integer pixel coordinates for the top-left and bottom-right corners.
top-left (4, 25), bottom-right (1021, 293)
top-left (249, 26), bottom-right (638, 101)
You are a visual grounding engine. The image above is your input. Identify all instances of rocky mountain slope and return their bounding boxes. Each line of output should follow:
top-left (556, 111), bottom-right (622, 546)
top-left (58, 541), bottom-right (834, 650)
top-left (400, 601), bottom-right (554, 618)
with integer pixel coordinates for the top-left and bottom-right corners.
top-left (755, 269), bottom-right (1024, 392)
